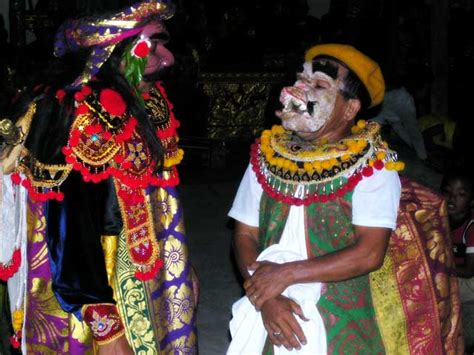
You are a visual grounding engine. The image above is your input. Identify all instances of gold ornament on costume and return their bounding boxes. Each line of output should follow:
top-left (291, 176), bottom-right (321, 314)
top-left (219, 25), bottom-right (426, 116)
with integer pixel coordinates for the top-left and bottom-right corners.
top-left (1, 102), bottom-right (37, 174)
top-left (101, 235), bottom-right (119, 288)
top-left (19, 152), bottom-right (73, 189)
top-left (252, 120), bottom-right (404, 205)
top-left (0, 102), bottom-right (36, 147)
top-left (261, 121), bottom-right (402, 184)
top-left (0, 118), bottom-right (22, 146)
top-left (146, 86), bottom-right (171, 128)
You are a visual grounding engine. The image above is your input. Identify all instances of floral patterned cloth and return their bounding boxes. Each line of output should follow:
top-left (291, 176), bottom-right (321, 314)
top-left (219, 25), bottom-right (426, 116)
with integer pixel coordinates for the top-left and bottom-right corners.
top-left (24, 185), bottom-right (197, 354)
top-left (258, 178), bottom-right (464, 354)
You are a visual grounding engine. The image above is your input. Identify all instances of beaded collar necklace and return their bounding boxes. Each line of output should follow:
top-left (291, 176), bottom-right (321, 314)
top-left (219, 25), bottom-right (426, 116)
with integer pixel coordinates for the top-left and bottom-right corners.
top-left (250, 120), bottom-right (404, 206)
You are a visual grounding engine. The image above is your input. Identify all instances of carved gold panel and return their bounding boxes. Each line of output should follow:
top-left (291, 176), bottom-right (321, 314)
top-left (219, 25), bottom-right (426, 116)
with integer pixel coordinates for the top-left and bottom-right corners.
top-left (200, 73), bottom-right (285, 140)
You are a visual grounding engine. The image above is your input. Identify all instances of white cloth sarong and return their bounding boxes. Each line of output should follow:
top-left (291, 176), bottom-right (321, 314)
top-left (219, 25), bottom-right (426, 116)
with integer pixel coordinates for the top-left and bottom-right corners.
top-left (227, 244), bottom-right (326, 354)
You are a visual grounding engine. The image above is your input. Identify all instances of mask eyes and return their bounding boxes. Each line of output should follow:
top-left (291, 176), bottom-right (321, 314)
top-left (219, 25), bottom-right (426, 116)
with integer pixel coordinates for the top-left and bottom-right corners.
top-left (315, 82), bottom-right (330, 90)
top-left (149, 32), bottom-right (170, 46)
top-left (295, 73), bottom-right (332, 90)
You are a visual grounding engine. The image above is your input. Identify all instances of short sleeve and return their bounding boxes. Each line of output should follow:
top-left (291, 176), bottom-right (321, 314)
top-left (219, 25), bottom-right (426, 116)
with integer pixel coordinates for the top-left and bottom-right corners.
top-left (352, 168), bottom-right (401, 230)
top-left (465, 220), bottom-right (474, 254)
top-left (228, 164), bottom-right (263, 227)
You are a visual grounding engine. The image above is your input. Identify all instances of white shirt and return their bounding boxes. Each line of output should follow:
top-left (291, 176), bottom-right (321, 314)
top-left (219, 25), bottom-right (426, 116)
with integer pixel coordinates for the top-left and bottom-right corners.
top-left (227, 164), bottom-right (401, 354)
top-left (228, 164), bottom-right (401, 231)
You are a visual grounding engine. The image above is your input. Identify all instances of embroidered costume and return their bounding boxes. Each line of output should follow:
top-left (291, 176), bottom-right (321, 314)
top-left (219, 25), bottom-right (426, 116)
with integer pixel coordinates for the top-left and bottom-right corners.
top-left (228, 43), bottom-right (463, 354)
top-left (2, 80), bottom-right (196, 353)
top-left (230, 124), bottom-right (463, 353)
top-left (1, 0), bottom-right (197, 353)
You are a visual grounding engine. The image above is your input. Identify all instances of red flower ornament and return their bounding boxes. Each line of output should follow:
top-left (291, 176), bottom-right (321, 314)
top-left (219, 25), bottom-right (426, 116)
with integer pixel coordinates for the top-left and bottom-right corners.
top-left (99, 88), bottom-right (127, 117)
top-left (132, 39), bottom-right (151, 58)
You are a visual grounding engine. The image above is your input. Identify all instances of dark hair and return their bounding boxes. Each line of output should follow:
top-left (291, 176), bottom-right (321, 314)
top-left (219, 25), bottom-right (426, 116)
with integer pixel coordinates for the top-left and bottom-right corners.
top-left (9, 57), bottom-right (83, 165)
top-left (312, 55), bottom-right (371, 112)
top-left (13, 33), bottom-right (164, 171)
top-left (440, 169), bottom-right (474, 195)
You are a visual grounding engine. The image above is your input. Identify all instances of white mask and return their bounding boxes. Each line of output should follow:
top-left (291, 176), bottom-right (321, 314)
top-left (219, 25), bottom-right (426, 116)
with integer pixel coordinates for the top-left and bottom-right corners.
top-left (276, 62), bottom-right (343, 133)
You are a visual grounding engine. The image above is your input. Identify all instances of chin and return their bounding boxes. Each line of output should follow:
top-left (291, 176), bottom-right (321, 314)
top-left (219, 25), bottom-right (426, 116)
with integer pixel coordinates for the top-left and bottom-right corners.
top-left (294, 131), bottom-right (319, 141)
top-left (143, 67), bottom-right (171, 82)
top-left (281, 121), bottom-right (320, 137)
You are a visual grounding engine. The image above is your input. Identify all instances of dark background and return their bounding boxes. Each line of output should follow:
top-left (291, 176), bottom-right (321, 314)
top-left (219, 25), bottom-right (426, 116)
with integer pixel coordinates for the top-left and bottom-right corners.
top-left (1, 1), bottom-right (474, 353)
top-left (1, 0), bottom-right (473, 143)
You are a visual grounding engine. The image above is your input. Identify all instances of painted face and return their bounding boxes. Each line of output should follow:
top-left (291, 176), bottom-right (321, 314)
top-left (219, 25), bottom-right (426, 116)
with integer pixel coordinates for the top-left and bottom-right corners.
top-left (139, 21), bottom-right (174, 77)
top-left (276, 62), bottom-right (344, 134)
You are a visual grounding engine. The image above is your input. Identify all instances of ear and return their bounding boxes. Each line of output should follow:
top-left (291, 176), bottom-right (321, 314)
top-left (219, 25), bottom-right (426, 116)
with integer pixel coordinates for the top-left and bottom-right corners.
top-left (343, 98), bottom-right (361, 122)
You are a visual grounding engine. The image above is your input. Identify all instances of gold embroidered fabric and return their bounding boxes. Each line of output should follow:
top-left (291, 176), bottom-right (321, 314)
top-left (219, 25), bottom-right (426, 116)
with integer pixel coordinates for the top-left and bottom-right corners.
top-left (370, 255), bottom-right (410, 354)
top-left (25, 204), bottom-right (93, 354)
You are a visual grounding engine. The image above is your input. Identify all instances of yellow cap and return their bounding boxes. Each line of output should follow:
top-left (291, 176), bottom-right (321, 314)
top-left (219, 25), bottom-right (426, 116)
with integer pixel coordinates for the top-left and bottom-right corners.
top-left (305, 44), bottom-right (385, 107)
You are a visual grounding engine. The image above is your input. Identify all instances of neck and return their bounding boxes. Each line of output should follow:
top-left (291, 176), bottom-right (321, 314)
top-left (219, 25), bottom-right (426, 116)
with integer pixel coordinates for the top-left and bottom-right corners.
top-left (138, 81), bottom-right (154, 93)
top-left (295, 125), bottom-right (353, 144)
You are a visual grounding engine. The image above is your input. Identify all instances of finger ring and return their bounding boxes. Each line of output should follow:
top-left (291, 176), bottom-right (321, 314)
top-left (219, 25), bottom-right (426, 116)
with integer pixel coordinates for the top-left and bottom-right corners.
top-left (273, 331), bottom-right (281, 337)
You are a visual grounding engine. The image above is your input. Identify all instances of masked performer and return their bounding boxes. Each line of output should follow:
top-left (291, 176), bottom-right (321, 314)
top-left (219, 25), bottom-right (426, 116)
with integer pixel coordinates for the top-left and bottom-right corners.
top-left (0, 1), bottom-right (197, 353)
top-left (228, 44), bottom-right (463, 354)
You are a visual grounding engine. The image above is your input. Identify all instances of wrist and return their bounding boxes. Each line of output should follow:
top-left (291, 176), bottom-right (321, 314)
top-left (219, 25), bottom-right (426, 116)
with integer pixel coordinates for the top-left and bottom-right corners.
top-left (281, 261), bottom-right (297, 287)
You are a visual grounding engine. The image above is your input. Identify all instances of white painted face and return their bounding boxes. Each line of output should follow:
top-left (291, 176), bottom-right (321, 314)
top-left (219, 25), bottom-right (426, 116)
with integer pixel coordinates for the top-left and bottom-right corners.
top-left (276, 62), bottom-right (343, 133)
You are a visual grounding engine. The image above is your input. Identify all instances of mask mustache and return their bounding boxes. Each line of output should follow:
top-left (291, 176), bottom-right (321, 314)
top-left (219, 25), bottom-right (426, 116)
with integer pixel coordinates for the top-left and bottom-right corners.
top-left (278, 86), bottom-right (319, 118)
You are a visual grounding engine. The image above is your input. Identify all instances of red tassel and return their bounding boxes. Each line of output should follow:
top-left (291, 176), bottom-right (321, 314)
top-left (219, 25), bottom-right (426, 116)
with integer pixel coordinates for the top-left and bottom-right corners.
top-left (65, 156), bottom-right (75, 164)
top-left (56, 89), bottom-right (66, 103)
top-left (75, 103), bottom-right (89, 116)
top-left (11, 173), bottom-right (22, 185)
top-left (81, 85), bottom-right (92, 96)
top-left (134, 259), bottom-right (164, 281)
top-left (0, 249), bottom-right (21, 281)
top-left (21, 179), bottom-right (31, 189)
top-left (55, 192), bottom-right (65, 201)
top-left (74, 91), bottom-right (85, 102)
top-left (373, 159), bottom-right (384, 170)
top-left (9, 335), bottom-right (20, 349)
top-left (362, 166), bottom-right (373, 177)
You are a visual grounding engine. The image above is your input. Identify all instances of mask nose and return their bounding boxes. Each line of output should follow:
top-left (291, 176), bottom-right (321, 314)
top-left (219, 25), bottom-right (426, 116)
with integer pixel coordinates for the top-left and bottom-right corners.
top-left (156, 45), bottom-right (175, 69)
top-left (280, 86), bottom-right (307, 109)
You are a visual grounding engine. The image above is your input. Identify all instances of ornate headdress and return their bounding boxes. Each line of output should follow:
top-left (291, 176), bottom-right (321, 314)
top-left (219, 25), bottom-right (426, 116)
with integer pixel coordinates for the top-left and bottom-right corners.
top-left (54, 0), bottom-right (174, 88)
top-left (305, 44), bottom-right (385, 107)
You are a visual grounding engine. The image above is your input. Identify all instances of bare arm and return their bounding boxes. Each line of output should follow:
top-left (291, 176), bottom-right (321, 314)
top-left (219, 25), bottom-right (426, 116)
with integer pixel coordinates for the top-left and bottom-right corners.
top-left (286, 225), bottom-right (391, 283)
top-left (232, 221), bottom-right (261, 280)
top-left (245, 225), bottom-right (391, 309)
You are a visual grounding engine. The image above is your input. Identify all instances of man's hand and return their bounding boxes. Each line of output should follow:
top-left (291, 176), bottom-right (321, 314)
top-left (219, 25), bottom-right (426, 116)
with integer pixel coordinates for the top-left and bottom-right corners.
top-left (244, 261), bottom-right (290, 310)
top-left (261, 295), bottom-right (308, 351)
top-left (98, 334), bottom-right (133, 355)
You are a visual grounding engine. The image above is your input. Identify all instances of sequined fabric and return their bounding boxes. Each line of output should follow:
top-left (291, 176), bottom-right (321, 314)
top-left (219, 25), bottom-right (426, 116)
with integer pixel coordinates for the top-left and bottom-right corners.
top-left (113, 186), bottom-right (197, 353)
top-left (24, 200), bottom-right (93, 354)
top-left (370, 178), bottom-right (464, 353)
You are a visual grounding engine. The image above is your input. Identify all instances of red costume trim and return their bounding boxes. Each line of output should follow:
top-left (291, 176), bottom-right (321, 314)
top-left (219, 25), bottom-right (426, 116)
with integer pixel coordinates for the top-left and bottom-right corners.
top-left (82, 303), bottom-right (125, 345)
top-left (0, 249), bottom-right (21, 281)
top-left (20, 83), bottom-right (181, 280)
top-left (250, 140), bottom-right (373, 206)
